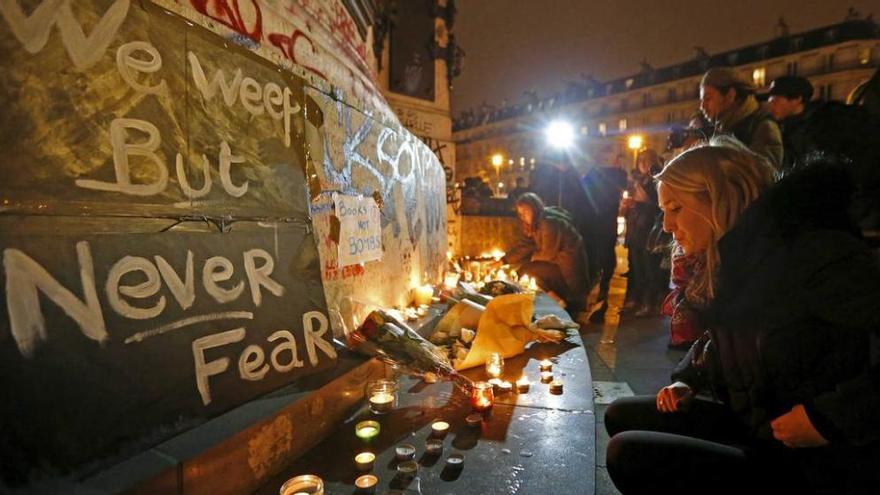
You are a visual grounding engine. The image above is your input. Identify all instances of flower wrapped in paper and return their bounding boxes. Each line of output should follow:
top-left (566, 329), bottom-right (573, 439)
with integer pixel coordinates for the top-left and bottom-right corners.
top-left (347, 308), bottom-right (472, 390)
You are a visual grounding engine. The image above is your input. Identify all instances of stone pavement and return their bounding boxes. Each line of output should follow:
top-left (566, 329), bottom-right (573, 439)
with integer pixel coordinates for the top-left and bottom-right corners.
top-left (580, 250), bottom-right (688, 495)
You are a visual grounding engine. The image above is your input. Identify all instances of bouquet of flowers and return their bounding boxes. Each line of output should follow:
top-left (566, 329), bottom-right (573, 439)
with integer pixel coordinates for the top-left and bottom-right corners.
top-left (348, 308), bottom-right (473, 391)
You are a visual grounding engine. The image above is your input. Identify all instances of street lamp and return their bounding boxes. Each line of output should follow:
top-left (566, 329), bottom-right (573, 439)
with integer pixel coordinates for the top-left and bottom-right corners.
top-left (545, 120), bottom-right (575, 149)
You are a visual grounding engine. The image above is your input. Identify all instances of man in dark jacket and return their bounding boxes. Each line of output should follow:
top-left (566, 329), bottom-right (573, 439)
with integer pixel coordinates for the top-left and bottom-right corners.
top-left (701, 67), bottom-right (784, 169)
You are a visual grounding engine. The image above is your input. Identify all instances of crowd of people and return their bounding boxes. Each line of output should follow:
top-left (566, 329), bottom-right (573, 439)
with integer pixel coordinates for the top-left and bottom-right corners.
top-left (491, 65), bottom-right (880, 493)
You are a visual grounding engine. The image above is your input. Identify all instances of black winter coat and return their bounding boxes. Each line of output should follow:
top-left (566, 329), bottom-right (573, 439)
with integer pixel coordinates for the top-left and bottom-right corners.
top-left (673, 164), bottom-right (880, 492)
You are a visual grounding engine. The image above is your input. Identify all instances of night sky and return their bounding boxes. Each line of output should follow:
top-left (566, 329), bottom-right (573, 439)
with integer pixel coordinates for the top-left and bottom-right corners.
top-left (451, 0), bottom-right (880, 115)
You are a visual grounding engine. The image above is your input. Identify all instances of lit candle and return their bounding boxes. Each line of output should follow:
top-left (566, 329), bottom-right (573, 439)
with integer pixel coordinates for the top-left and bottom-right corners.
top-left (516, 376), bottom-right (530, 393)
top-left (369, 392), bottom-right (394, 414)
top-left (354, 452), bottom-right (375, 471)
top-left (354, 474), bottom-right (378, 493)
top-left (539, 359), bottom-right (553, 372)
top-left (279, 475), bottom-right (324, 495)
top-left (540, 371), bottom-right (553, 383)
top-left (485, 353), bottom-right (504, 378)
top-left (498, 381), bottom-right (513, 394)
top-left (497, 270), bottom-right (508, 281)
top-left (413, 284), bottom-right (434, 306)
top-left (416, 305), bottom-right (428, 317)
top-left (431, 421), bottom-right (450, 438)
top-left (470, 381), bottom-right (495, 411)
top-left (355, 420), bottom-right (380, 441)
top-left (550, 379), bottom-right (564, 395)
top-left (487, 378), bottom-right (504, 393)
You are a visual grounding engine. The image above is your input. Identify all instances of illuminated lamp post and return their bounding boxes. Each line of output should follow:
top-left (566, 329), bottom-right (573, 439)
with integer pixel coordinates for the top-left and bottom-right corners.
top-left (491, 153), bottom-right (504, 195)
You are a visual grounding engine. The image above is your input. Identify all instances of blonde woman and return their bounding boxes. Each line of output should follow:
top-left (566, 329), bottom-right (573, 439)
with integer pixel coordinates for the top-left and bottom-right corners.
top-left (605, 139), bottom-right (880, 493)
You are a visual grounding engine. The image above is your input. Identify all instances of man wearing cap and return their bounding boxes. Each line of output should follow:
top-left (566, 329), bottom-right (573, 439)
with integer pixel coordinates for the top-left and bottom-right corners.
top-left (767, 76), bottom-right (816, 171)
top-left (700, 67), bottom-right (784, 169)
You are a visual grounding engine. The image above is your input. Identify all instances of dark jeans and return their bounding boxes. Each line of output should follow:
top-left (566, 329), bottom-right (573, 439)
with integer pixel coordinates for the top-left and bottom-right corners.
top-left (595, 229), bottom-right (617, 295)
top-left (605, 396), bottom-right (808, 494)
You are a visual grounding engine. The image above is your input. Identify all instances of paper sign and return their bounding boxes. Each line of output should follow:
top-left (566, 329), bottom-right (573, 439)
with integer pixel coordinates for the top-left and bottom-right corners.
top-left (334, 193), bottom-right (383, 266)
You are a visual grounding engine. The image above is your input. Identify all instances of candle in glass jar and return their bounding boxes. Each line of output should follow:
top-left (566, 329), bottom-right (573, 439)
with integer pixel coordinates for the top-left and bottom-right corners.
top-left (470, 381), bottom-right (495, 411)
top-left (485, 353), bottom-right (504, 378)
top-left (539, 359), bottom-right (553, 372)
top-left (354, 452), bottom-right (375, 471)
top-left (413, 285), bottom-right (434, 306)
top-left (355, 420), bottom-right (380, 441)
top-left (516, 376), bottom-right (530, 393)
top-left (368, 392), bottom-right (394, 414)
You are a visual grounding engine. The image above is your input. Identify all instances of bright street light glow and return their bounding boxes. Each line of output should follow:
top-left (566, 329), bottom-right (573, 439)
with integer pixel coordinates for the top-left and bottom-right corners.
top-left (627, 135), bottom-right (644, 150)
top-left (491, 153), bottom-right (504, 167)
top-left (545, 121), bottom-right (575, 149)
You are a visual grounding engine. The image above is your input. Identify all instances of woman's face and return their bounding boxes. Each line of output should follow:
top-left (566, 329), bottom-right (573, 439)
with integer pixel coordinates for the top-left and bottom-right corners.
top-left (637, 155), bottom-right (651, 174)
top-left (658, 182), bottom-right (714, 255)
top-left (516, 204), bottom-right (534, 226)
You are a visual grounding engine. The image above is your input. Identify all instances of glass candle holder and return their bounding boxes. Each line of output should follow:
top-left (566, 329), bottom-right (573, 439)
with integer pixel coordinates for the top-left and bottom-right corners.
top-left (354, 474), bottom-right (378, 494)
top-left (354, 452), bottom-right (375, 471)
top-left (366, 379), bottom-right (398, 415)
top-left (470, 381), bottom-right (495, 411)
top-left (355, 420), bottom-right (380, 441)
top-left (485, 353), bottom-right (504, 378)
top-left (279, 474), bottom-right (324, 495)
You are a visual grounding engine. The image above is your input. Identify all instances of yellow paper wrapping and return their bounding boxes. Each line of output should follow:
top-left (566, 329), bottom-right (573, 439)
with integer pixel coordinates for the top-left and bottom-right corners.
top-left (454, 293), bottom-right (535, 370)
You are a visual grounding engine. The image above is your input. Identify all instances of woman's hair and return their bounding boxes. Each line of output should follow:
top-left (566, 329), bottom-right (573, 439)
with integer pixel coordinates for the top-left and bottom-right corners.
top-left (655, 136), bottom-right (776, 302)
top-left (637, 149), bottom-right (662, 174)
top-left (515, 192), bottom-right (546, 234)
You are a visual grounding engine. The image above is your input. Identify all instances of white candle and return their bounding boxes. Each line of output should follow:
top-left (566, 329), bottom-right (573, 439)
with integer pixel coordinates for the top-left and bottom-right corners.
top-left (540, 371), bottom-right (553, 383)
top-left (516, 376), bottom-right (530, 393)
top-left (550, 379), bottom-right (564, 395)
top-left (539, 359), bottom-right (553, 372)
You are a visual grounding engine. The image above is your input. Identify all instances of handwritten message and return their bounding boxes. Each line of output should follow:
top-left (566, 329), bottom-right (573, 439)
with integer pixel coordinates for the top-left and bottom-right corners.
top-left (334, 193), bottom-right (382, 266)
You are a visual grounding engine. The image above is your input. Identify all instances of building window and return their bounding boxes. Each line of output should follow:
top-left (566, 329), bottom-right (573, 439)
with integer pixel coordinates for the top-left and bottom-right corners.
top-left (727, 53), bottom-right (738, 65)
top-left (667, 87), bottom-right (677, 102)
top-left (666, 113), bottom-right (673, 123)
top-left (519, 157), bottom-right (525, 167)
top-left (642, 93), bottom-right (652, 107)
top-left (826, 53), bottom-right (834, 71)
top-left (859, 47), bottom-right (871, 65)
top-left (752, 67), bottom-right (766, 87)
top-left (625, 78), bottom-right (634, 89)
top-left (618, 119), bottom-right (627, 131)
top-left (598, 122), bottom-right (607, 136)
top-left (786, 61), bottom-right (798, 75)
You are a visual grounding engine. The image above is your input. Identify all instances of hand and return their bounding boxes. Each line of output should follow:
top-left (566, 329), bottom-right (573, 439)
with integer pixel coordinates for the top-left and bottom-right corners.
top-left (656, 381), bottom-right (694, 413)
top-left (771, 404), bottom-right (829, 448)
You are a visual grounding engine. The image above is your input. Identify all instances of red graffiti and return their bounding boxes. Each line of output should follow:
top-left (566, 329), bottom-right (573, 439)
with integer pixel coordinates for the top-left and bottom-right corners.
top-left (190, 0), bottom-right (263, 42)
top-left (267, 29), bottom-right (327, 80)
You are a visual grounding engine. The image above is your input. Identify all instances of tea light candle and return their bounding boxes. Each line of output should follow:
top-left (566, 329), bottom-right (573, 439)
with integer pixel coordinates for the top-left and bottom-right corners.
top-left (279, 474), bottom-right (324, 495)
top-left (416, 305), bottom-right (428, 317)
top-left (354, 452), bottom-right (375, 471)
top-left (355, 420), bottom-right (380, 441)
top-left (395, 443), bottom-right (416, 461)
top-left (550, 379), bottom-right (564, 395)
top-left (540, 371), bottom-right (553, 383)
top-left (431, 421), bottom-right (450, 438)
top-left (354, 474), bottom-right (378, 493)
top-left (516, 376), bottom-right (530, 393)
top-left (446, 452), bottom-right (464, 470)
top-left (498, 381), bottom-right (513, 394)
top-left (485, 353), bottom-right (504, 378)
top-left (426, 438), bottom-right (444, 455)
top-left (397, 460), bottom-right (419, 476)
top-left (539, 359), bottom-right (553, 372)
top-left (368, 392), bottom-right (394, 414)
top-left (413, 285), bottom-right (434, 306)
top-left (470, 381), bottom-right (495, 411)
top-left (465, 413), bottom-right (483, 427)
